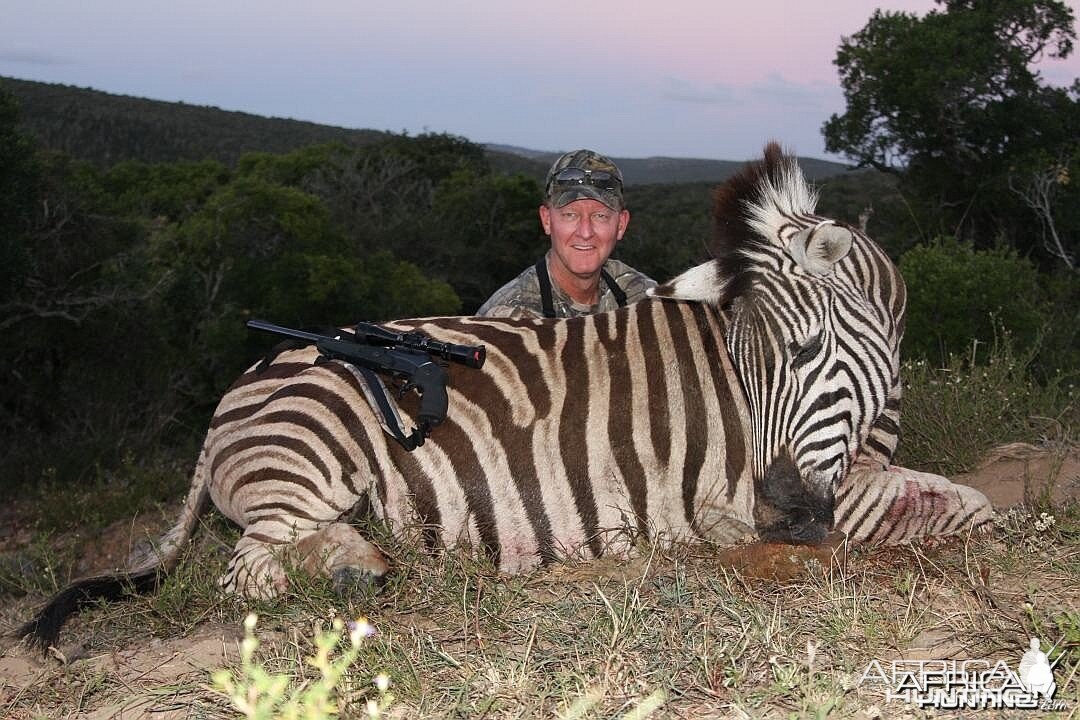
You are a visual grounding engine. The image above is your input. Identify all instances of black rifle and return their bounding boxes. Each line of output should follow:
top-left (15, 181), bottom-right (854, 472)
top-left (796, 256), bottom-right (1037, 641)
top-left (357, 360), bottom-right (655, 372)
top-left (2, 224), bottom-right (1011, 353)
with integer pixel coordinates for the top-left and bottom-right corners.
top-left (353, 321), bottom-right (486, 369)
top-left (247, 319), bottom-right (484, 449)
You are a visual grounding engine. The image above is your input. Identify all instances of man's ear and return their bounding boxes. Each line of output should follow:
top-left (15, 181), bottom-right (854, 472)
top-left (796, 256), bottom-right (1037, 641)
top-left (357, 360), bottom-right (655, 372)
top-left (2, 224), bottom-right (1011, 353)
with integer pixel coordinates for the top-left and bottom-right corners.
top-left (616, 208), bottom-right (630, 241)
top-left (538, 204), bottom-right (552, 235)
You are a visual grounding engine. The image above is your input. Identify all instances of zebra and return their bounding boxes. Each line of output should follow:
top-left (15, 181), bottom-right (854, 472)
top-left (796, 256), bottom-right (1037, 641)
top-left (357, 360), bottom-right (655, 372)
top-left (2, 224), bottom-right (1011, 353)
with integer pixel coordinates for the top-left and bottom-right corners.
top-left (20, 143), bottom-right (991, 650)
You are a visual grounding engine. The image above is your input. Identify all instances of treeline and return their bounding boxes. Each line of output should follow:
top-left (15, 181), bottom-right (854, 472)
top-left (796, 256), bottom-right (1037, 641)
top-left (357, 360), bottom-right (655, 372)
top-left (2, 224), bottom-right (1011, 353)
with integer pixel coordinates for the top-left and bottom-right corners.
top-left (3, 77), bottom-right (858, 185)
top-left (2, 75), bottom-right (1076, 491)
top-left (0, 76), bottom-right (392, 168)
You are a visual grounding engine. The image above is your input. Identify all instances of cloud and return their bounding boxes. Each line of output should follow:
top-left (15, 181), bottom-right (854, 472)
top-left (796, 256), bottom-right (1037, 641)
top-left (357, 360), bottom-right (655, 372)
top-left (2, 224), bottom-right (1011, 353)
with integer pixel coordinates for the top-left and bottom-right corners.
top-left (0, 50), bottom-right (69, 66)
top-left (660, 77), bottom-right (737, 105)
top-left (660, 74), bottom-right (838, 111)
top-left (748, 74), bottom-right (833, 108)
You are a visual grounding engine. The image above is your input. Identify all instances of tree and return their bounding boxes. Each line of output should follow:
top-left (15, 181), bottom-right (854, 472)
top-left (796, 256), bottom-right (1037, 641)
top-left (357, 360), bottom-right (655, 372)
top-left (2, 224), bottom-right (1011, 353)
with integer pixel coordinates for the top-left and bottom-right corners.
top-left (823, 0), bottom-right (1080, 267)
top-left (0, 87), bottom-right (40, 302)
top-left (425, 169), bottom-right (545, 312)
top-left (1008, 149), bottom-right (1077, 269)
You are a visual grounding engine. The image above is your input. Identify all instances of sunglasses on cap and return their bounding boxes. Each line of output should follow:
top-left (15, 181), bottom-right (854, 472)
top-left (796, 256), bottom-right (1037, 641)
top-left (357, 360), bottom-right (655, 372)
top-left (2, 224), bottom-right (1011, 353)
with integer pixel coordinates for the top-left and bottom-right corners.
top-left (549, 167), bottom-right (622, 191)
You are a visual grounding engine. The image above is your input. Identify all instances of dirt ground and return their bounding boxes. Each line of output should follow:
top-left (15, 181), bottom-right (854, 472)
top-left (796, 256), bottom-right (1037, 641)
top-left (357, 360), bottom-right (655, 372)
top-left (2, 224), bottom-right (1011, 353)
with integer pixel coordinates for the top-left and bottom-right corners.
top-left (1, 444), bottom-right (1077, 719)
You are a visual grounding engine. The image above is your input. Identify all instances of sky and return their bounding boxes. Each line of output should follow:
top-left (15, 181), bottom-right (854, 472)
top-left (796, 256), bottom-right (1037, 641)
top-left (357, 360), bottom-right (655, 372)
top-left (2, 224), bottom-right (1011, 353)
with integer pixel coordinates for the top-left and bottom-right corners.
top-left (2, 0), bottom-right (1078, 162)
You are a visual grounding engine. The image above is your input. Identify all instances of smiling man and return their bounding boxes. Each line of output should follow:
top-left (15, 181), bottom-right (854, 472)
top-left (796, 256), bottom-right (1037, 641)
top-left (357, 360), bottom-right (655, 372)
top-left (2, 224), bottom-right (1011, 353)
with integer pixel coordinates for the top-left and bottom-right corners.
top-left (476, 149), bottom-right (655, 319)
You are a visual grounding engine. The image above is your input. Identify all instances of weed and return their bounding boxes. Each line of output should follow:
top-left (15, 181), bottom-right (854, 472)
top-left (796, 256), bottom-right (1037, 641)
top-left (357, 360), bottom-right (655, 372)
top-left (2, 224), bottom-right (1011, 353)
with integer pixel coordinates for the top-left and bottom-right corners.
top-left (210, 613), bottom-right (392, 719)
top-left (897, 330), bottom-right (1077, 474)
top-left (26, 450), bottom-right (192, 534)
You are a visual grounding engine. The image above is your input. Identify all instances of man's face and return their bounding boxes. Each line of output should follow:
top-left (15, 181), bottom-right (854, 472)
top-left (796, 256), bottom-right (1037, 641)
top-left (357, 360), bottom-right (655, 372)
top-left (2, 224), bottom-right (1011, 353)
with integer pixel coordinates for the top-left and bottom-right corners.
top-left (540, 198), bottom-right (630, 281)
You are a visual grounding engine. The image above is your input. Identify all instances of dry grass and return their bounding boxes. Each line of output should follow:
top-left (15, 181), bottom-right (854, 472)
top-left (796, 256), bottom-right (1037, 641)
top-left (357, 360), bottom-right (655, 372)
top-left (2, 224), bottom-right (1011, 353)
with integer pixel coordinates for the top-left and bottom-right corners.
top-left (2, 499), bottom-right (1077, 719)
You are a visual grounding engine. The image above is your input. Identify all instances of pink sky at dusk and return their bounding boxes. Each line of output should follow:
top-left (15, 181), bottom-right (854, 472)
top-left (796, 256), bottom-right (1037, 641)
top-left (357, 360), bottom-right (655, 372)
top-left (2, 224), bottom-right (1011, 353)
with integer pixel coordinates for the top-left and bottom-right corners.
top-left (1, 0), bottom-right (1078, 161)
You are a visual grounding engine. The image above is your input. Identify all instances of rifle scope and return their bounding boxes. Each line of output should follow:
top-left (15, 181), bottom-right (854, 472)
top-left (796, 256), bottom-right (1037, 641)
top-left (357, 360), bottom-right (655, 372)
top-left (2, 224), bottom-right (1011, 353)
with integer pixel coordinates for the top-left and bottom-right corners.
top-left (354, 322), bottom-right (486, 369)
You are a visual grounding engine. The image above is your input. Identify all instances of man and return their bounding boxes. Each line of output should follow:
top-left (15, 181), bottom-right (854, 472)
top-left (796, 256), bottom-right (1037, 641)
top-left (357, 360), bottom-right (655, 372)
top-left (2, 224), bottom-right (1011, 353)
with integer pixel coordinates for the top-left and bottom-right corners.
top-left (476, 149), bottom-right (655, 318)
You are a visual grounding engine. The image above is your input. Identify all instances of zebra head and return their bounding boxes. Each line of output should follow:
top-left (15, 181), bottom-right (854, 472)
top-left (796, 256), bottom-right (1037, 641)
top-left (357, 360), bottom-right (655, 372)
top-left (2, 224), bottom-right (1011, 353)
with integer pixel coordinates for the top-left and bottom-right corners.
top-left (650, 143), bottom-right (905, 545)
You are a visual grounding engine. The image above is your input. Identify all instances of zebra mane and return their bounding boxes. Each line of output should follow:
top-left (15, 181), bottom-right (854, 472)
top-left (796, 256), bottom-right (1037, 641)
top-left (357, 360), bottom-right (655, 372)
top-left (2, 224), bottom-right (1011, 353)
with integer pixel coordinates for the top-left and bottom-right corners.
top-left (710, 142), bottom-right (819, 302)
top-left (649, 142), bottom-right (823, 306)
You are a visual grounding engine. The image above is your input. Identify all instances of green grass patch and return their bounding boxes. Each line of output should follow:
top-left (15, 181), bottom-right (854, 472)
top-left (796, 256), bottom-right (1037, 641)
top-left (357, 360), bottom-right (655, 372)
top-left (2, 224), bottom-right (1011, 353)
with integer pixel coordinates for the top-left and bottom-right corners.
top-left (24, 450), bottom-right (193, 535)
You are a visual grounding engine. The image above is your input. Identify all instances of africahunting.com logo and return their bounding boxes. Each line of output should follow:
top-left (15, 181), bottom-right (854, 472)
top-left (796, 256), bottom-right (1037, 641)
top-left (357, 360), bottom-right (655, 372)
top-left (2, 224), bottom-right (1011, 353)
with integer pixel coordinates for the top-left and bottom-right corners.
top-left (858, 637), bottom-right (1067, 711)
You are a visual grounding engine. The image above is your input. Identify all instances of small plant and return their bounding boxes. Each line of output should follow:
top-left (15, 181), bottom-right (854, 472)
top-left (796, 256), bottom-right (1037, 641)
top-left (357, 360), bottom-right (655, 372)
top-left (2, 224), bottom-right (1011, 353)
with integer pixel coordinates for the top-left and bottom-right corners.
top-left (897, 330), bottom-right (1076, 475)
top-left (211, 613), bottom-right (392, 719)
top-left (27, 450), bottom-right (191, 534)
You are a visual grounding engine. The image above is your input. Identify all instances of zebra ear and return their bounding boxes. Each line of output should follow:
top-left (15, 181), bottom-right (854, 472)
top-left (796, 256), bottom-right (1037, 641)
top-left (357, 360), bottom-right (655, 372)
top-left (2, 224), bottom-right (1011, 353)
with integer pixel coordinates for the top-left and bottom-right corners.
top-left (787, 221), bottom-right (853, 275)
top-left (648, 260), bottom-right (727, 304)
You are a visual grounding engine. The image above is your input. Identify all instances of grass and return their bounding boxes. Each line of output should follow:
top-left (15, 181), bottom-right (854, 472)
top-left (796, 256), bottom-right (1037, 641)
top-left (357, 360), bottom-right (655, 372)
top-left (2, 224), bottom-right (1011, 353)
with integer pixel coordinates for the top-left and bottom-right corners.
top-left (3, 502), bottom-right (1077, 718)
top-left (1, 339), bottom-right (1077, 718)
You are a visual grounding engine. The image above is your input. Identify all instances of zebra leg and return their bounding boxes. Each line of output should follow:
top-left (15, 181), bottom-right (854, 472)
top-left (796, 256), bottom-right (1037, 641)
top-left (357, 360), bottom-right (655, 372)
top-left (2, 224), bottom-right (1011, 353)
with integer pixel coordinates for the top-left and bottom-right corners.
top-left (221, 521), bottom-right (390, 599)
top-left (291, 522), bottom-right (390, 593)
top-left (834, 462), bottom-right (993, 543)
top-left (220, 524), bottom-right (294, 600)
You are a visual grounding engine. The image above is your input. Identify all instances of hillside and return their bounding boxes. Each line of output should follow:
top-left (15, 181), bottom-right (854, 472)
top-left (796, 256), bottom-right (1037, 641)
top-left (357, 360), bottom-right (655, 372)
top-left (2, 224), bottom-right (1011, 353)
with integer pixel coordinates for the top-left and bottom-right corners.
top-left (1, 76), bottom-right (390, 167)
top-left (488, 144), bottom-right (853, 184)
top-left (3, 76), bottom-right (852, 183)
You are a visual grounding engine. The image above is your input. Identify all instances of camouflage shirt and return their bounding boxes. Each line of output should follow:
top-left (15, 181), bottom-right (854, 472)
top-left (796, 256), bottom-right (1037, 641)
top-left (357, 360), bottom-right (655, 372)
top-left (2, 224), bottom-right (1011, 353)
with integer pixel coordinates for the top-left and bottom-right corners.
top-left (475, 254), bottom-right (656, 319)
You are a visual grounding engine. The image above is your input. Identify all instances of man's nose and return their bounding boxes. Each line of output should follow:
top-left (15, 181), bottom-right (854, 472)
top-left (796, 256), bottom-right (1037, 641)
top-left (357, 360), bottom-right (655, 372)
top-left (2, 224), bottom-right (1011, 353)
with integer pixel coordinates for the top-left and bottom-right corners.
top-left (576, 217), bottom-right (594, 238)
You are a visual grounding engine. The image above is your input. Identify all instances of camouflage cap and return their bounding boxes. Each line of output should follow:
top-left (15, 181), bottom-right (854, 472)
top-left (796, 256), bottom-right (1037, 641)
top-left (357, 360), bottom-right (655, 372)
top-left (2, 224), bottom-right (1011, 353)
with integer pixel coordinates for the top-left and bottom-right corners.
top-left (544, 149), bottom-right (625, 210)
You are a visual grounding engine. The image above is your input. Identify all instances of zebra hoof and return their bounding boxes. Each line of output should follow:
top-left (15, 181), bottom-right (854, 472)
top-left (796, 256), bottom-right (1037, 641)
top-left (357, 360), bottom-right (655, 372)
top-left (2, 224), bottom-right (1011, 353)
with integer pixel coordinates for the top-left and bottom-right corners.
top-left (331, 566), bottom-right (386, 596)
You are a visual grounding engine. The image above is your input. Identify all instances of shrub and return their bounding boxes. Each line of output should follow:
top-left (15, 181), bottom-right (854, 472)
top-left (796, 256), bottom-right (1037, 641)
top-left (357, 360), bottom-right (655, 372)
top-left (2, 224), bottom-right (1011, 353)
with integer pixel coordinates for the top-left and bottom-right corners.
top-left (896, 330), bottom-right (1077, 475)
top-left (899, 237), bottom-right (1046, 365)
top-left (211, 614), bottom-right (392, 719)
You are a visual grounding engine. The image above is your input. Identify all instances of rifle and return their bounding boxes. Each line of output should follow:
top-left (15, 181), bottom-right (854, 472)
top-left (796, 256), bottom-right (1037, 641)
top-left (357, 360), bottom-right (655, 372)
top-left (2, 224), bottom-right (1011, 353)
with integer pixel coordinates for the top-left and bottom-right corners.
top-left (352, 321), bottom-right (485, 369)
top-left (247, 319), bottom-right (485, 449)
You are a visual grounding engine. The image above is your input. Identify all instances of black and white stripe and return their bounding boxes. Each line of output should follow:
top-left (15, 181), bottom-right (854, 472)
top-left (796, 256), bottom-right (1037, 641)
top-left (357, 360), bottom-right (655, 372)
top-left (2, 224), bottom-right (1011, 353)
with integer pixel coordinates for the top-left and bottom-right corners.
top-left (203, 299), bottom-right (759, 595)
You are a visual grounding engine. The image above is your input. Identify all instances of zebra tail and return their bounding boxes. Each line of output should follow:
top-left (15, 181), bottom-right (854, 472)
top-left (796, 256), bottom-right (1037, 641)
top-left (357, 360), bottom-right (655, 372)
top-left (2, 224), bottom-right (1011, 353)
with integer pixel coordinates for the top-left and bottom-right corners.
top-left (17, 568), bottom-right (162, 652)
top-left (18, 448), bottom-right (213, 653)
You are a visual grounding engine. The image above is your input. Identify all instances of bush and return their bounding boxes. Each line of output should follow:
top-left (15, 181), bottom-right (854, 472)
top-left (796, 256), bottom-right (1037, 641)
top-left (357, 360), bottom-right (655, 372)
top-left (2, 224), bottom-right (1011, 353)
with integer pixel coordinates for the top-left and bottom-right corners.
top-left (899, 238), bottom-right (1046, 365)
top-left (1033, 268), bottom-right (1080, 378)
top-left (896, 330), bottom-right (1077, 475)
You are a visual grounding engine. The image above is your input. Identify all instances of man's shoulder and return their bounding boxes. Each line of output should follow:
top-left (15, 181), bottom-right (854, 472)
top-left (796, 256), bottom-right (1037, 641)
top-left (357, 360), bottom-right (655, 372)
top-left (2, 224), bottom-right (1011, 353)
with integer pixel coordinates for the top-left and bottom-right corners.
top-left (475, 265), bottom-right (544, 318)
top-left (604, 258), bottom-right (656, 284)
top-left (603, 258), bottom-right (657, 302)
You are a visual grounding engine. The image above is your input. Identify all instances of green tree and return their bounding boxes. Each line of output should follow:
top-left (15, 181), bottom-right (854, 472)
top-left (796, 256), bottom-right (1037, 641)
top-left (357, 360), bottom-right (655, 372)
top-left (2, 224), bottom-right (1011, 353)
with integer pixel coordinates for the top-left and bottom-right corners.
top-left (823, 0), bottom-right (1080, 267)
top-left (424, 169), bottom-right (545, 312)
top-left (0, 87), bottom-right (39, 302)
top-left (814, 170), bottom-right (925, 260)
top-left (0, 150), bottom-right (176, 485)
top-left (618, 182), bottom-right (714, 282)
top-left (101, 158), bottom-right (231, 221)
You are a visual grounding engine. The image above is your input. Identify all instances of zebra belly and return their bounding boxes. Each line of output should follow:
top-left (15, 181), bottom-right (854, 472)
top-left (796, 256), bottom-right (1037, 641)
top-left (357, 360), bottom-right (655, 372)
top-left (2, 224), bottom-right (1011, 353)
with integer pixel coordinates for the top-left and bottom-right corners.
top-left (371, 402), bottom-right (755, 574)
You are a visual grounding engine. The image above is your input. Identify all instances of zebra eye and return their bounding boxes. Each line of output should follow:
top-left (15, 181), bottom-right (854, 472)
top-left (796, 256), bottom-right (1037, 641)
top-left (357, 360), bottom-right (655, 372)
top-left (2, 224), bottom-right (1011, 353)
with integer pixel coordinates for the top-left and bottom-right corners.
top-left (790, 333), bottom-right (823, 370)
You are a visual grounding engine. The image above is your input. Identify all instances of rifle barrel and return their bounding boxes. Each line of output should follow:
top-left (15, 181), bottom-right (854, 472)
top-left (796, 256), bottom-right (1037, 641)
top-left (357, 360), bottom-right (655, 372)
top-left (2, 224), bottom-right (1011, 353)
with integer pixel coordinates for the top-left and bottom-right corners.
top-left (247, 318), bottom-right (484, 369)
top-left (246, 319), bottom-right (339, 344)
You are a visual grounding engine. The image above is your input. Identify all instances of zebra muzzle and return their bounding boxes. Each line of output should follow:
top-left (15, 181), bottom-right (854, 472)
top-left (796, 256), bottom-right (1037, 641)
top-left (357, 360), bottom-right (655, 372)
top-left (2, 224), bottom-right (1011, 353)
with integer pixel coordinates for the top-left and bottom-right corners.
top-left (753, 454), bottom-right (835, 545)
